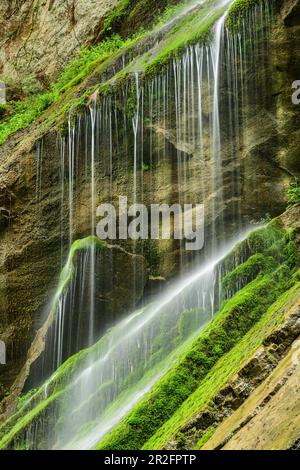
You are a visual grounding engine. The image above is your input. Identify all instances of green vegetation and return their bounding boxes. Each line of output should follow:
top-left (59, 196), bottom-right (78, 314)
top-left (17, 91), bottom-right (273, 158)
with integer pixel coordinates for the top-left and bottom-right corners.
top-left (54, 236), bottom-right (107, 310)
top-left (287, 178), bottom-right (300, 208)
top-left (52, 36), bottom-right (127, 94)
top-left (226, 0), bottom-right (280, 31)
top-left (228, 0), bottom-right (260, 16)
top-left (142, 0), bottom-right (226, 77)
top-left (0, 0), bottom-right (190, 145)
top-left (226, 0), bottom-right (269, 30)
top-left (0, 0), bottom-right (229, 145)
top-left (16, 389), bottom-right (39, 411)
top-left (189, 279), bottom-right (300, 449)
top-left (0, 35), bottom-right (132, 145)
top-left (0, 219), bottom-right (299, 450)
top-left (222, 253), bottom-right (276, 292)
top-left (195, 427), bottom-right (216, 449)
top-left (101, 0), bottom-right (186, 37)
top-left (102, 0), bottom-right (132, 34)
top-left (96, 223), bottom-right (299, 450)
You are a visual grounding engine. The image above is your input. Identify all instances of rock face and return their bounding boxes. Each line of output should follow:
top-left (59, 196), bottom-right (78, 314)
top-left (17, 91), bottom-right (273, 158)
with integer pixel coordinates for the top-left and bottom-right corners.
top-left (0, 122), bottom-right (153, 402)
top-left (227, 0), bottom-right (300, 221)
top-left (0, 0), bottom-right (299, 443)
top-left (0, 0), bottom-right (119, 93)
top-left (204, 305), bottom-right (300, 450)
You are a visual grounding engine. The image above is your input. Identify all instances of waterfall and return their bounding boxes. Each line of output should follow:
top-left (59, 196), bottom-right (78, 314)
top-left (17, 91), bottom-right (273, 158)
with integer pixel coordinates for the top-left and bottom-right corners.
top-left (5, 227), bottom-right (254, 451)
top-left (211, 13), bottom-right (226, 250)
top-left (68, 113), bottom-right (75, 247)
top-left (56, 230), bottom-right (254, 451)
top-left (88, 98), bottom-right (97, 347)
top-left (20, 0), bottom-right (275, 450)
top-left (31, 0), bottom-right (274, 384)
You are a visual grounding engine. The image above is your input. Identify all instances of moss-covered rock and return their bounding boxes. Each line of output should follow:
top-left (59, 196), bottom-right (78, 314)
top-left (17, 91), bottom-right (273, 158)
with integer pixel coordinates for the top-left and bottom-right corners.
top-left (96, 211), bottom-right (300, 450)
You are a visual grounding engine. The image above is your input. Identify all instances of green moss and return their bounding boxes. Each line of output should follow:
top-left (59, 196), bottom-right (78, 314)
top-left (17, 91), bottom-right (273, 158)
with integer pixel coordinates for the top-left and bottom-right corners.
top-left (142, 1), bottom-right (227, 78)
top-left (1, 221), bottom-right (299, 450)
top-left (0, 390), bottom-right (62, 450)
top-left (147, 278), bottom-right (300, 450)
top-left (0, 35), bottom-right (133, 145)
top-left (96, 224), bottom-right (298, 450)
top-left (0, 341), bottom-right (90, 449)
top-left (226, 0), bottom-right (279, 31)
top-left (226, 0), bottom-right (261, 30)
top-left (16, 388), bottom-right (39, 411)
top-left (0, 0), bottom-right (190, 145)
top-left (222, 253), bottom-right (276, 293)
top-left (0, 306), bottom-right (201, 449)
top-left (101, 0), bottom-right (186, 38)
top-left (0, 0), bottom-right (230, 145)
top-left (102, 0), bottom-right (132, 34)
top-left (54, 236), bottom-right (106, 308)
top-left (97, 273), bottom-right (293, 450)
top-left (0, 236), bottom-right (107, 449)
top-left (287, 179), bottom-right (300, 208)
top-left (195, 427), bottom-right (216, 449)
top-left (246, 223), bottom-right (281, 253)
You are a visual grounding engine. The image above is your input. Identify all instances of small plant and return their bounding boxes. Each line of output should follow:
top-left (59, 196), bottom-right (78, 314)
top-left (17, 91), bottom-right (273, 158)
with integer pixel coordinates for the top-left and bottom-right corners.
top-left (287, 178), bottom-right (300, 208)
top-left (0, 35), bottom-right (130, 145)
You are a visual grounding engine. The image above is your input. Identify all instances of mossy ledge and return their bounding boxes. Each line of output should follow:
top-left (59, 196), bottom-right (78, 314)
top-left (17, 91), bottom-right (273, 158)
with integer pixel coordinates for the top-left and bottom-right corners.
top-left (226, 0), bottom-right (280, 31)
top-left (96, 215), bottom-right (299, 450)
top-left (165, 279), bottom-right (300, 450)
top-left (0, 208), bottom-right (299, 450)
top-left (0, 236), bottom-right (107, 437)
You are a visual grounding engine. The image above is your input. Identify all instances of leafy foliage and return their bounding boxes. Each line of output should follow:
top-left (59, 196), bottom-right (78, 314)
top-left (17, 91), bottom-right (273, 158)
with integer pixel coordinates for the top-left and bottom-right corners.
top-left (287, 178), bottom-right (300, 208)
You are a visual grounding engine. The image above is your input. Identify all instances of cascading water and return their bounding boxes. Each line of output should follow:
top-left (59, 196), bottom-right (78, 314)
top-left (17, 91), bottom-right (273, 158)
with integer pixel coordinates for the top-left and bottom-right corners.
top-left (88, 99), bottom-right (97, 347)
top-left (17, 0), bottom-right (275, 450)
top-left (4, 228), bottom-right (253, 451)
top-left (55, 231), bottom-right (254, 451)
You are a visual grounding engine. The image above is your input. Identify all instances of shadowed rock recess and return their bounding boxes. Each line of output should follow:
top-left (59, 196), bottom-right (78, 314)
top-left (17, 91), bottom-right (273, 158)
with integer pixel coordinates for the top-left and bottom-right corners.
top-left (0, 0), bottom-right (299, 450)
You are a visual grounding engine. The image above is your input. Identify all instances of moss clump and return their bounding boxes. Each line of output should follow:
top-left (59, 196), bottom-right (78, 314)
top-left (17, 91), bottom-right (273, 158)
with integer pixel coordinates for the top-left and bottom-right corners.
top-left (287, 179), bottom-right (300, 208)
top-left (227, 0), bottom-right (260, 29)
top-left (16, 389), bottom-right (39, 411)
top-left (0, 0), bottom-right (191, 145)
top-left (196, 427), bottom-right (215, 449)
top-left (226, 0), bottom-right (274, 31)
top-left (54, 236), bottom-right (107, 309)
top-left (162, 279), bottom-right (300, 451)
top-left (142, 0), bottom-right (227, 78)
top-left (0, 341), bottom-right (90, 449)
top-left (222, 253), bottom-right (276, 293)
top-left (96, 223), bottom-right (298, 450)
